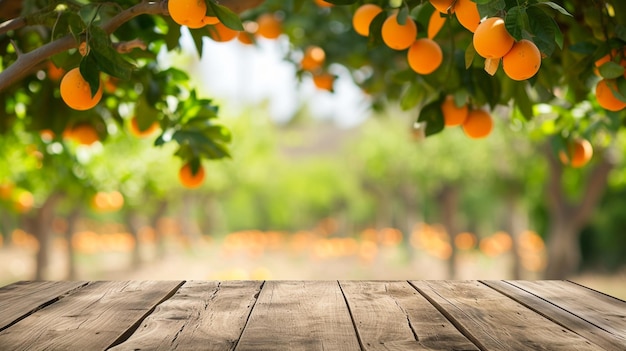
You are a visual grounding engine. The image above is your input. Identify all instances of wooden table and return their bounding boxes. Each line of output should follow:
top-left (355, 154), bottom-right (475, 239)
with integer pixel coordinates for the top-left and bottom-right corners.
top-left (0, 280), bottom-right (624, 350)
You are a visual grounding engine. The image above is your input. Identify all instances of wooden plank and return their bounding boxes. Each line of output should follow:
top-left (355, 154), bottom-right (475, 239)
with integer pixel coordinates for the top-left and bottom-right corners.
top-left (410, 280), bottom-right (604, 351)
top-left (483, 280), bottom-right (624, 351)
top-left (498, 280), bottom-right (626, 350)
top-left (0, 281), bottom-right (88, 331)
top-left (235, 280), bottom-right (360, 351)
top-left (111, 280), bottom-right (263, 351)
top-left (0, 280), bottom-right (183, 351)
top-left (340, 281), bottom-right (479, 350)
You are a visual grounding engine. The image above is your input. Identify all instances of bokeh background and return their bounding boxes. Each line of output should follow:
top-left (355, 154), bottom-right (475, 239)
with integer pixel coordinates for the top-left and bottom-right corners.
top-left (2, 30), bottom-right (625, 299)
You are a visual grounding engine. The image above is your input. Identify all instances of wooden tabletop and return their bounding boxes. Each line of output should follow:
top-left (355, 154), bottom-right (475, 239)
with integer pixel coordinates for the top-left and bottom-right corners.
top-left (0, 280), bottom-right (624, 350)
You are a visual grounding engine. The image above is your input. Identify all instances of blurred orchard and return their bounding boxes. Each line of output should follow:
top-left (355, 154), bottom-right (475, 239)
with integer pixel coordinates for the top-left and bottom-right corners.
top-left (1, 0), bottom-right (626, 298)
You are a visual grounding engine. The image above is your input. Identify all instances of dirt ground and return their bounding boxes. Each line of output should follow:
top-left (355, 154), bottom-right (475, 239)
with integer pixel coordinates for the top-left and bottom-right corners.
top-left (1, 237), bottom-right (624, 300)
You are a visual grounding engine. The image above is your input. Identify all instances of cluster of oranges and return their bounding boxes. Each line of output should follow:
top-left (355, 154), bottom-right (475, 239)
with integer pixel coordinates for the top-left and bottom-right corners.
top-left (352, 4), bottom-right (442, 75)
top-left (299, 45), bottom-right (335, 91)
top-left (168, 0), bottom-right (283, 44)
top-left (472, 17), bottom-right (542, 81)
top-left (91, 191), bottom-right (125, 213)
top-left (440, 95), bottom-right (493, 139)
top-left (594, 49), bottom-right (626, 112)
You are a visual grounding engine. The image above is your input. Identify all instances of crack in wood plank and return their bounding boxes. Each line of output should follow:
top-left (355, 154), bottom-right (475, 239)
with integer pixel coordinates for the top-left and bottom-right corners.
top-left (232, 280), bottom-right (265, 351)
top-left (338, 280), bottom-right (366, 351)
top-left (0, 281), bottom-right (91, 333)
top-left (408, 281), bottom-right (488, 351)
top-left (106, 280), bottom-right (186, 349)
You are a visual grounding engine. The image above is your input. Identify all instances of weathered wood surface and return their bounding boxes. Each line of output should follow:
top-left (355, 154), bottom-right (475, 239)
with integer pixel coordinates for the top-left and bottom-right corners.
top-left (235, 280), bottom-right (361, 351)
top-left (111, 280), bottom-right (263, 351)
top-left (0, 281), bottom-right (183, 351)
top-left (0, 280), bottom-right (623, 351)
top-left (410, 280), bottom-right (606, 351)
top-left (0, 280), bottom-right (88, 331)
top-left (339, 280), bottom-right (479, 350)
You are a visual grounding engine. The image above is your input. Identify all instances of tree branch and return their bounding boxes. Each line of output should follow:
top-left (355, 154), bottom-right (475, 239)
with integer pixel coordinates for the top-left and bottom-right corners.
top-left (0, 1), bottom-right (166, 93)
top-left (0, 0), bottom-right (266, 93)
top-left (0, 17), bottom-right (26, 35)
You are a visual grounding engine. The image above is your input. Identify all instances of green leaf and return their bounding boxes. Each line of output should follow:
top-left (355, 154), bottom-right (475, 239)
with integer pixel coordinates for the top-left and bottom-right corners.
top-left (88, 26), bottom-right (134, 80)
top-left (400, 82), bottom-right (424, 110)
top-left (527, 6), bottom-right (557, 56)
top-left (598, 61), bottom-right (626, 79)
top-left (465, 42), bottom-right (476, 69)
top-left (417, 100), bottom-right (445, 137)
top-left (535, 1), bottom-right (572, 17)
top-left (615, 25), bottom-right (626, 43)
top-left (367, 11), bottom-right (386, 48)
top-left (397, 6), bottom-right (409, 25)
top-left (514, 82), bottom-right (533, 120)
top-left (505, 6), bottom-right (528, 41)
top-left (79, 4), bottom-right (100, 26)
top-left (79, 54), bottom-right (101, 98)
top-left (476, 0), bottom-right (505, 18)
top-left (208, 1), bottom-right (244, 31)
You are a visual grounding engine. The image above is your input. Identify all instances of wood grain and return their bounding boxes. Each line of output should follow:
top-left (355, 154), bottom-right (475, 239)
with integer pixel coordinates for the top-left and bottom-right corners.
top-left (340, 280), bottom-right (479, 351)
top-left (235, 280), bottom-right (361, 351)
top-left (0, 280), bottom-right (88, 331)
top-left (111, 280), bottom-right (263, 351)
top-left (410, 280), bottom-right (604, 351)
top-left (0, 280), bottom-right (183, 351)
top-left (500, 280), bottom-right (626, 350)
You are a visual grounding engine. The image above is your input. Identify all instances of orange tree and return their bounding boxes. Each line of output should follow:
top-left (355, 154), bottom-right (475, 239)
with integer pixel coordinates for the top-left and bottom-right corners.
top-left (1, 0), bottom-right (625, 161)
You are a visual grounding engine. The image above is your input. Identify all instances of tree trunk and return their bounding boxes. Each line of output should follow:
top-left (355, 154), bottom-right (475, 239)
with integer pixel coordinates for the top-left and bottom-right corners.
top-left (545, 212), bottom-right (581, 279)
top-left (543, 146), bottom-right (613, 279)
top-left (125, 210), bottom-right (142, 269)
top-left (503, 193), bottom-right (524, 280)
top-left (65, 207), bottom-right (81, 280)
top-left (151, 200), bottom-right (168, 259)
top-left (439, 185), bottom-right (459, 279)
top-left (34, 192), bottom-right (63, 280)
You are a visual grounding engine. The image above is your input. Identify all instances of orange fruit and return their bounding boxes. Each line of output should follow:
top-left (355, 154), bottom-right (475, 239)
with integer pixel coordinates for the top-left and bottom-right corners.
top-left (441, 95), bottom-right (468, 127)
top-left (407, 38), bottom-right (443, 75)
top-left (68, 123), bottom-right (100, 145)
top-left (207, 22), bottom-right (238, 42)
top-left (430, 0), bottom-right (455, 13)
top-left (237, 31), bottom-right (255, 45)
top-left (352, 4), bottom-right (383, 37)
top-left (129, 116), bottom-right (159, 138)
top-left (559, 138), bottom-right (593, 168)
top-left (502, 39), bottom-right (541, 80)
top-left (313, 72), bottom-right (335, 91)
top-left (315, 0), bottom-right (333, 7)
top-left (462, 109), bottom-right (493, 138)
top-left (256, 13), bottom-right (282, 39)
top-left (47, 61), bottom-right (65, 81)
top-left (455, 0), bottom-right (481, 32)
top-left (301, 46), bottom-right (326, 71)
top-left (0, 181), bottom-right (14, 200)
top-left (179, 162), bottom-right (205, 188)
top-left (203, 16), bottom-right (220, 25)
top-left (60, 68), bottom-right (103, 111)
top-left (472, 17), bottom-right (514, 59)
top-left (427, 10), bottom-right (446, 39)
top-left (168, 0), bottom-right (207, 27)
top-left (381, 13), bottom-right (418, 50)
top-left (595, 79), bottom-right (626, 111)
